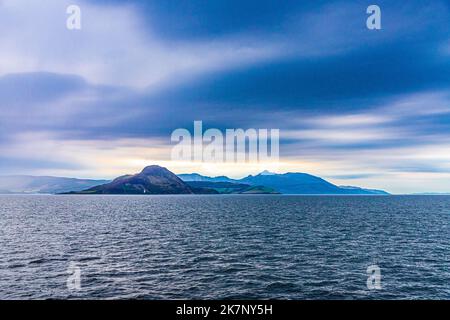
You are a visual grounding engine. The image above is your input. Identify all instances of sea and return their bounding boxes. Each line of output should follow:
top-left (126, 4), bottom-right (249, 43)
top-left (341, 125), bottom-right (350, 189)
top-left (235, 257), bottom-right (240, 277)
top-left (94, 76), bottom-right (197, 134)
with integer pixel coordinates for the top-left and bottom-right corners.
top-left (1, 194), bottom-right (450, 299)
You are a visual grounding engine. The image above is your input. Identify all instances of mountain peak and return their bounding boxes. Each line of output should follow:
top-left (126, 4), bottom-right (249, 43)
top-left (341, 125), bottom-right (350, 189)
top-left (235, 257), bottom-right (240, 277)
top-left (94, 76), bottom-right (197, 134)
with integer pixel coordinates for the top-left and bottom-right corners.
top-left (140, 165), bottom-right (169, 175)
top-left (259, 170), bottom-right (276, 176)
top-left (71, 165), bottom-right (195, 195)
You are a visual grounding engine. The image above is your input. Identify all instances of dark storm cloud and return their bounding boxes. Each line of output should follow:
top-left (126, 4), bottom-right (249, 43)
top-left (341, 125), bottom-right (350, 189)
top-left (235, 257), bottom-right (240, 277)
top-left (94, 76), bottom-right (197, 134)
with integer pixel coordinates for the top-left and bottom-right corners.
top-left (91, 0), bottom-right (449, 43)
top-left (147, 41), bottom-right (449, 112)
top-left (91, 0), bottom-right (326, 39)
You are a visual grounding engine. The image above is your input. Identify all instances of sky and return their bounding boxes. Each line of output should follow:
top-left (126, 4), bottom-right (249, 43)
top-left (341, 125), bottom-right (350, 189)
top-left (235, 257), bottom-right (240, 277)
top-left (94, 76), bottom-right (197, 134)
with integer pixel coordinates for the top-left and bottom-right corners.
top-left (0, 0), bottom-right (449, 193)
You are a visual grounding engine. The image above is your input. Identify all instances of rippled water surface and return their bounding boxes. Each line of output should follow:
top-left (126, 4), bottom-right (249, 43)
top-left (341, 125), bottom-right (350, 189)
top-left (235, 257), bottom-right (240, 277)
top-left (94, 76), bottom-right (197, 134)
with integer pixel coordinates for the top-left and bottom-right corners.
top-left (1, 195), bottom-right (450, 299)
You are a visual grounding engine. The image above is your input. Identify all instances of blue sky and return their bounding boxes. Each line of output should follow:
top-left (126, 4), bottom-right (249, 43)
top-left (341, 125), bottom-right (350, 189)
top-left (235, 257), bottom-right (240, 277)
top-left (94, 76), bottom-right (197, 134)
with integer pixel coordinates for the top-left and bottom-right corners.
top-left (0, 0), bottom-right (449, 193)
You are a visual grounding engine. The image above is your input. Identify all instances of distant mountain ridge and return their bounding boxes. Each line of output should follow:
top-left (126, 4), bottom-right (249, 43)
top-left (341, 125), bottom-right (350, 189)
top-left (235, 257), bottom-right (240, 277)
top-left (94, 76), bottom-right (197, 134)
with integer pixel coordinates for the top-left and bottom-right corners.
top-left (69, 166), bottom-right (278, 195)
top-left (179, 172), bottom-right (389, 195)
top-left (0, 175), bottom-right (109, 194)
top-left (339, 186), bottom-right (389, 195)
top-left (185, 181), bottom-right (279, 194)
top-left (177, 173), bottom-right (235, 183)
top-left (0, 167), bottom-right (390, 195)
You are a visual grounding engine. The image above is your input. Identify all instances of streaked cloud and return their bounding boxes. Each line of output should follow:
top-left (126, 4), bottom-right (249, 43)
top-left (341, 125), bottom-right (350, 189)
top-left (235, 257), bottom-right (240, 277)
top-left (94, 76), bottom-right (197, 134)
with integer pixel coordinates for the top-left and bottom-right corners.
top-left (0, 0), bottom-right (282, 88)
top-left (0, 0), bottom-right (449, 193)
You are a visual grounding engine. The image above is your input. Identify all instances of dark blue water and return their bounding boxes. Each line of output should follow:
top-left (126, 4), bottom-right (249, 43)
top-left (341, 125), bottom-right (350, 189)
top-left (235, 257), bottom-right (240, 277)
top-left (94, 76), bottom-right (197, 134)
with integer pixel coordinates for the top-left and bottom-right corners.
top-left (1, 195), bottom-right (450, 299)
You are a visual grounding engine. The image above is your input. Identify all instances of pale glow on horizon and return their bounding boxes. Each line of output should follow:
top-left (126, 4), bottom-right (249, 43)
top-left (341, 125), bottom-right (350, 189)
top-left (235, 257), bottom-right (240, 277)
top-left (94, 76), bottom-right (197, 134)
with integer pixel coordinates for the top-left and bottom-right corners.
top-left (3, 131), bottom-right (450, 194)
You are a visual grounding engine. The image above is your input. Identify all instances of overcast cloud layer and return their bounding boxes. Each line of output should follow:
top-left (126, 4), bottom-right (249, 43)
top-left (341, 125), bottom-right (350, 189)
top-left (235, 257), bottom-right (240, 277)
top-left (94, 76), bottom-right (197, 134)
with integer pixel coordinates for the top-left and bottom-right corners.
top-left (0, 0), bottom-right (449, 193)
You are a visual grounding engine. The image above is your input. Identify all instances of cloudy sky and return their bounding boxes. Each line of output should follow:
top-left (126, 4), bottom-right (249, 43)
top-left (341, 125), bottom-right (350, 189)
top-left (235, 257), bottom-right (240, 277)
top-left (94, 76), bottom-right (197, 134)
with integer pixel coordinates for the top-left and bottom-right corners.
top-left (0, 0), bottom-right (449, 193)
